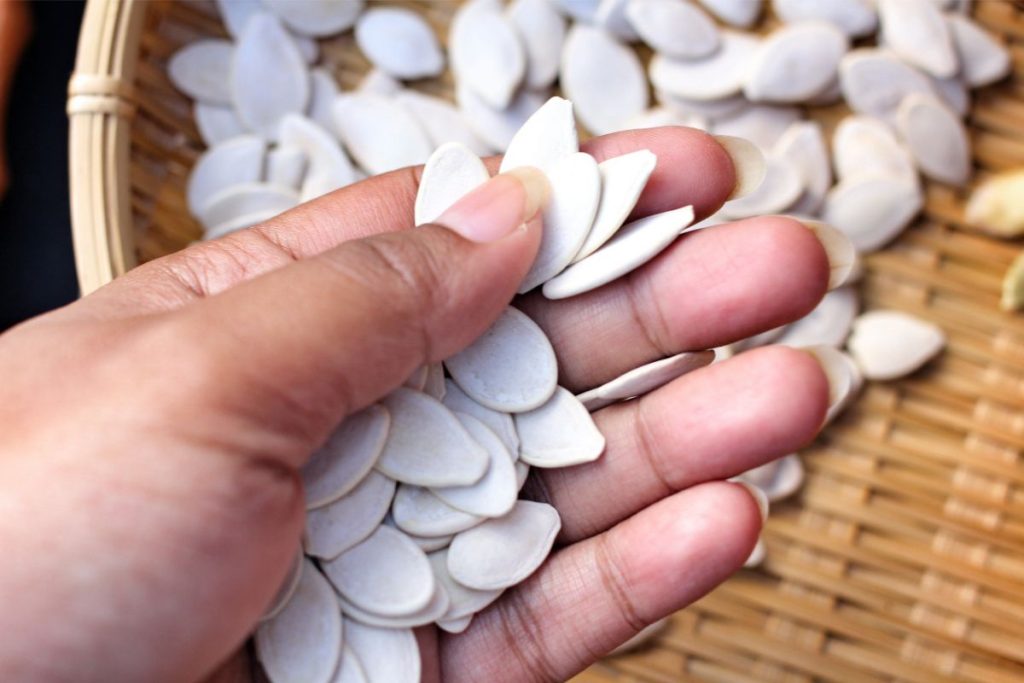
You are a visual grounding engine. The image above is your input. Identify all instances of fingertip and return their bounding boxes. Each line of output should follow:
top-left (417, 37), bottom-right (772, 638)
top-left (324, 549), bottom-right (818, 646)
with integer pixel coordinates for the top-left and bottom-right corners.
top-left (737, 345), bottom-right (831, 444)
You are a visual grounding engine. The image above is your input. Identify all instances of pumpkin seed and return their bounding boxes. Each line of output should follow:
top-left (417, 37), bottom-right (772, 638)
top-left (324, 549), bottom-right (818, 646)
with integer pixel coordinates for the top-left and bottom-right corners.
top-left (263, 0), bottom-right (364, 37)
top-left (697, 0), bottom-right (762, 27)
top-left (822, 173), bottom-right (923, 252)
top-left (198, 182), bottom-right (300, 234)
top-left (194, 103), bottom-right (247, 146)
top-left (831, 114), bottom-right (918, 185)
top-left (307, 68), bottom-right (341, 135)
top-left (929, 75), bottom-right (970, 117)
top-left (216, 0), bottom-right (261, 38)
top-left (344, 620), bottom-right (420, 683)
top-left (337, 579), bottom-right (449, 628)
top-left (450, 0), bottom-right (526, 110)
top-left (720, 157), bottom-right (803, 219)
top-left (428, 549), bottom-right (504, 621)
top-left (649, 31), bottom-right (760, 102)
top-left (187, 135), bottom-right (266, 217)
top-left (965, 169), bottom-right (1024, 238)
top-left (776, 287), bottom-right (859, 348)
top-left (168, 40), bottom-right (234, 106)
top-left (771, 0), bottom-right (877, 38)
top-left (305, 471), bottom-right (396, 559)
top-left (356, 68), bottom-right (402, 97)
top-left (415, 142), bottom-right (490, 227)
top-left (278, 114), bottom-right (358, 202)
top-left (561, 25), bottom-right (649, 134)
top-left (392, 484), bottom-right (485, 537)
top-left (442, 379), bottom-right (519, 457)
top-left (266, 145), bottom-right (308, 190)
top-left (507, 0), bottom-right (567, 90)
top-left (737, 453), bottom-right (805, 503)
top-left (576, 350), bottom-right (716, 412)
top-left (772, 122), bottom-right (831, 216)
top-left (846, 310), bottom-right (945, 380)
top-left (656, 90), bottom-right (750, 121)
top-left (396, 91), bottom-right (493, 157)
top-left (712, 104), bottom-right (802, 152)
top-left (743, 536), bottom-right (767, 567)
top-left (332, 645), bottom-right (368, 683)
top-left (515, 387), bottom-right (606, 467)
top-left (744, 22), bottom-right (849, 103)
top-left (332, 93), bottom-right (433, 175)
top-left (432, 413), bottom-right (519, 518)
top-left (876, 0), bottom-right (957, 78)
top-left (355, 8), bottom-right (444, 80)
top-left (839, 48), bottom-right (935, 124)
top-left (800, 219), bottom-right (857, 291)
top-left (804, 344), bottom-right (857, 424)
top-left (499, 96), bottom-right (578, 174)
top-left (456, 83), bottom-right (548, 152)
top-left (437, 615), bottom-right (474, 634)
top-left (895, 92), bottom-right (971, 187)
top-left (626, 0), bottom-right (720, 60)
top-left (301, 405), bottom-right (391, 510)
top-left (574, 150), bottom-right (658, 262)
top-left (947, 14), bottom-right (1011, 88)
top-left (595, 0), bottom-right (640, 42)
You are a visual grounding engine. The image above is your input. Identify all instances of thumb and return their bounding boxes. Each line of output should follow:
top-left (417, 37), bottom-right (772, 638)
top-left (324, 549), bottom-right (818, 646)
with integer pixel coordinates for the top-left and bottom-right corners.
top-left (170, 167), bottom-right (548, 460)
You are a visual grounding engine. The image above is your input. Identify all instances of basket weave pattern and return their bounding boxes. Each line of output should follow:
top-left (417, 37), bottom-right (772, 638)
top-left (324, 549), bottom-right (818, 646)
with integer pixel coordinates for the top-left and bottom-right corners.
top-left (68, 1), bottom-right (1024, 680)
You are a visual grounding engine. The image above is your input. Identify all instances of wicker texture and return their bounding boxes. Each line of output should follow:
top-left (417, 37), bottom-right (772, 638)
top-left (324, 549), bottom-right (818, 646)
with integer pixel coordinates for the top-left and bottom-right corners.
top-left (69, 1), bottom-right (1024, 681)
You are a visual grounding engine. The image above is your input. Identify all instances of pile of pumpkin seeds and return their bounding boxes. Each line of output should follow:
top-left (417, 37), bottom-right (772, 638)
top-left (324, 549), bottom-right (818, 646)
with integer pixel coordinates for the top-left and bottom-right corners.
top-left (163, 0), bottom-right (1010, 677)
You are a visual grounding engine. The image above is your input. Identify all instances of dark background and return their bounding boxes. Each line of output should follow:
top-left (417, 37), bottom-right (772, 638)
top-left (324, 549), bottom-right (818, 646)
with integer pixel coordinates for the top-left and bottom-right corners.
top-left (0, 1), bottom-right (84, 330)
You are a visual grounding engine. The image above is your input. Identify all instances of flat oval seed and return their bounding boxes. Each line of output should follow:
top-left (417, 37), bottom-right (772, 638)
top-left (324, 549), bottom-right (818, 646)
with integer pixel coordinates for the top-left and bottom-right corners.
top-left (266, 145), bottom-right (308, 190)
top-left (595, 0), bottom-right (639, 41)
top-left (800, 219), bottom-right (857, 291)
top-left (437, 615), bottom-right (473, 634)
top-left (772, 0), bottom-right (877, 37)
top-left (518, 152), bottom-right (602, 293)
top-left (429, 549), bottom-right (503, 621)
top-left (392, 484), bottom-right (485, 537)
top-left (232, 13), bottom-right (310, 139)
top-left (930, 75), bottom-right (970, 117)
top-left (404, 365), bottom-right (429, 392)
top-left (198, 182), bottom-right (300, 233)
top-left (344, 621), bottom-right (420, 683)
top-left (168, 40), bottom-right (234, 105)
top-left (776, 287), bottom-right (859, 348)
top-left (823, 174), bottom-right (923, 252)
top-left (356, 68), bottom-right (402, 97)
top-left (896, 93), bottom-right (971, 187)
top-left (396, 91), bottom-right (493, 157)
top-left (442, 379), bottom-right (519, 456)
top-left (831, 115), bottom-right (917, 184)
top-left (499, 96), bottom-right (578, 174)
top-left (278, 114), bottom-right (358, 202)
top-left (450, 0), bottom-right (526, 110)
top-left (656, 90), bottom-right (750, 121)
top-left (847, 310), bottom-right (945, 381)
top-left (187, 136), bottom-right (266, 217)
top-left (308, 68), bottom-right (340, 134)
top-left (424, 363), bottom-right (447, 401)
top-left (626, 0), bottom-right (720, 60)
top-left (407, 531), bottom-right (455, 553)
top-left (697, 0), bottom-right (762, 27)
top-left (744, 536), bottom-right (767, 567)
top-left (515, 387), bottom-right (606, 467)
top-left (561, 25), bottom-right (648, 135)
top-left (712, 104), bottom-right (802, 152)
top-left (542, 205), bottom-right (695, 300)
top-left (355, 8), bottom-right (444, 80)
top-left (456, 84), bottom-right (548, 152)
top-left (839, 48), bottom-right (935, 124)
top-left (516, 461), bottom-right (531, 491)
top-left (262, 0), bottom-right (364, 37)
top-left (574, 149), bottom-right (658, 263)
top-left (376, 388), bottom-right (489, 487)
top-left (256, 560), bottom-right (343, 683)
top-left (507, 0), bottom-right (567, 89)
top-left (772, 122), bottom-right (831, 216)
top-left (323, 525), bottom-right (435, 617)
top-left (337, 581), bottom-right (449, 629)
top-left (737, 453), bottom-right (805, 503)
top-left (448, 500), bottom-right (562, 590)
top-left (720, 157), bottom-right (803, 219)
top-left (744, 21), bottom-right (849, 103)
top-left (445, 307), bottom-right (559, 413)
top-left (333, 93), bottom-right (433, 175)
top-left (876, 0), bottom-right (957, 78)
top-left (331, 645), bottom-right (368, 683)
top-left (649, 31), bottom-right (760, 101)
top-left (805, 344), bottom-right (856, 424)
top-left (194, 103), bottom-right (247, 146)
top-left (414, 142), bottom-right (490, 226)
top-left (305, 471), bottom-right (397, 559)
top-left (216, 0), bottom-right (261, 38)
top-left (576, 350), bottom-right (716, 412)
top-left (301, 405), bottom-right (391, 510)
top-left (432, 414), bottom-right (518, 518)
top-left (948, 14), bottom-right (1011, 88)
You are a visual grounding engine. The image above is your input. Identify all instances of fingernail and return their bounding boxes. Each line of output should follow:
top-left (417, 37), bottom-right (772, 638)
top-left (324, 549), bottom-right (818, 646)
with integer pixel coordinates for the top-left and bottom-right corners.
top-left (436, 167), bottom-right (550, 243)
top-left (714, 135), bottom-right (766, 200)
top-left (733, 480), bottom-right (769, 523)
top-left (800, 219), bottom-right (857, 290)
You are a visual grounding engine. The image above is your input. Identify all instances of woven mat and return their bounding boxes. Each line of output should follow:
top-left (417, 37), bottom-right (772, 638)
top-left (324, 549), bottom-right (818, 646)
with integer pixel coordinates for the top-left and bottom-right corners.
top-left (123, 2), bottom-right (1024, 680)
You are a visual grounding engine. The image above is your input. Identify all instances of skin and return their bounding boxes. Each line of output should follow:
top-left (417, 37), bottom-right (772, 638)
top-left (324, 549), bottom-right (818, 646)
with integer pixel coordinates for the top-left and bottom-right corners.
top-left (0, 127), bottom-right (829, 682)
top-left (0, 0), bottom-right (29, 200)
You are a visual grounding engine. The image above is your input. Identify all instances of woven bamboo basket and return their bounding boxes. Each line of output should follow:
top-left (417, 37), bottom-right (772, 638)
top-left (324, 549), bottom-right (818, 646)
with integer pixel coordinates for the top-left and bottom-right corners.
top-left (68, 1), bottom-right (1024, 680)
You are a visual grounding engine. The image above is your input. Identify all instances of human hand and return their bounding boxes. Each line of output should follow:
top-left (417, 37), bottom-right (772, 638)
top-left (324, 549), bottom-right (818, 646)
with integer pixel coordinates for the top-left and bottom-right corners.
top-left (0, 126), bottom-right (830, 682)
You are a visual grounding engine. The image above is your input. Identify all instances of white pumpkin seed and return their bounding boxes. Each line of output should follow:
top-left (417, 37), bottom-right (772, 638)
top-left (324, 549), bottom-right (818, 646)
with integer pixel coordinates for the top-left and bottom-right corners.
top-left (432, 414), bottom-right (519, 518)
top-left (576, 350), bottom-right (715, 412)
top-left (260, 549), bottom-right (305, 622)
top-left (650, 31), bottom-right (760, 101)
top-left (396, 91), bottom-right (493, 156)
top-left (516, 461), bottom-right (531, 490)
top-left (392, 484), bottom-right (485, 537)
top-left (187, 135), bottom-right (266, 218)
top-left (831, 114), bottom-right (918, 185)
top-left (507, 0), bottom-right (567, 90)
top-left (429, 549), bottom-right (504, 620)
top-left (895, 93), bottom-right (971, 187)
top-left (445, 307), bottom-right (559, 413)
top-left (406, 530), bottom-right (455, 553)
top-left (424, 363), bottom-right (447, 401)
top-left (322, 525), bottom-right (435, 617)
top-left (450, 0), bottom-right (526, 110)
top-left (965, 169), bottom-right (1024, 238)
top-left (846, 310), bottom-right (945, 380)
top-left (776, 287), bottom-right (859, 348)
top-left (308, 68), bottom-right (340, 135)
top-left (626, 0), bottom-right (720, 60)
top-left (947, 14), bottom-right (1010, 88)
top-left (337, 580), bottom-right (449, 628)
top-left (839, 48), bottom-right (935, 124)
top-left (771, 0), bottom-right (876, 37)
top-left (800, 219), bottom-right (857, 291)
top-left (574, 150), bottom-right (657, 263)
top-left (656, 90), bottom-right (750, 121)
top-left (356, 68), bottom-right (402, 97)
top-left (543, 205), bottom-right (695, 300)
top-left (595, 0), bottom-right (640, 42)
top-left (216, 0), bottom-right (261, 38)
top-left (456, 84), bottom-right (548, 152)
top-left (696, 0), bottom-right (762, 27)
top-left (499, 96), bottom-right (578, 174)
top-left (744, 22), bottom-right (849, 103)
top-left (721, 157), bottom-right (803, 219)
top-left (876, 0), bottom-right (957, 78)
top-left (198, 182), bottom-right (300, 233)
top-left (355, 8), bottom-right (444, 80)
top-left (279, 114), bottom-right (358, 202)
top-left (447, 500), bottom-right (561, 590)
top-left (805, 344), bottom-right (857, 424)
top-left (805, 76), bottom-right (843, 106)
top-left (414, 142), bottom-right (490, 226)
top-left (737, 453), bottom-right (805, 503)
top-left (304, 471), bottom-right (396, 559)
top-left (712, 105), bottom-right (802, 152)
top-left (404, 365), bottom-right (429, 392)
top-left (301, 405), bottom-right (391, 510)
top-left (344, 621), bottom-right (420, 683)
top-left (331, 646), bottom-right (368, 683)
top-left (437, 615), bottom-right (474, 634)
top-left (256, 560), bottom-right (343, 683)
top-left (515, 387), bottom-right (606, 467)
top-left (376, 388), bottom-right (489, 487)
top-left (168, 39), bottom-right (234, 106)
top-left (194, 103), bottom-right (247, 146)
top-left (266, 145), bottom-right (308, 190)
top-left (743, 536), bottom-right (767, 567)
top-left (929, 75), bottom-right (970, 118)
top-left (232, 13), bottom-right (310, 139)
top-left (772, 122), bottom-right (831, 216)
top-left (561, 25), bottom-right (649, 135)
top-left (732, 325), bottom-right (788, 353)
top-left (263, 0), bottom-right (364, 37)
top-left (332, 93), bottom-right (434, 175)
top-left (554, 0), bottom-right (601, 23)
top-left (822, 174), bottom-right (923, 252)
top-left (519, 152), bottom-right (602, 293)
top-left (290, 32), bottom-right (319, 65)
top-left (442, 380), bottom-right (519, 457)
